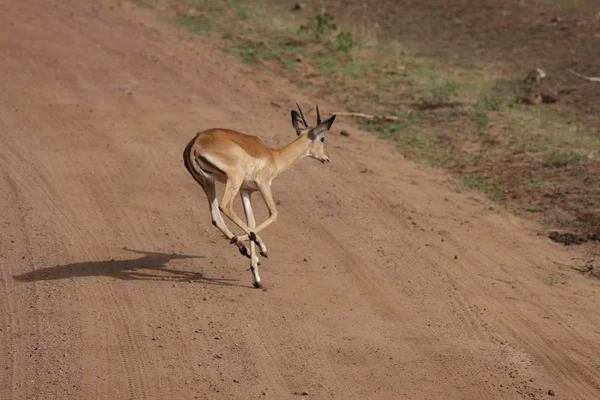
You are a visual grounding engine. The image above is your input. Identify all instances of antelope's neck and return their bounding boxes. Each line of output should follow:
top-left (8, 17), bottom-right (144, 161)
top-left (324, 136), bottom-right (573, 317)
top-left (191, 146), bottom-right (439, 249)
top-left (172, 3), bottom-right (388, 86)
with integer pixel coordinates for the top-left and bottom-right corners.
top-left (271, 136), bottom-right (308, 177)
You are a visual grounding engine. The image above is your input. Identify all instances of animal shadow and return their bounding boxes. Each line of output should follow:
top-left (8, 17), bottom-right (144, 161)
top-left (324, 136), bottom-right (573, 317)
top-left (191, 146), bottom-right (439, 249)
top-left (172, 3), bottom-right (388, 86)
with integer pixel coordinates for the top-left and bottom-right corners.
top-left (13, 248), bottom-right (243, 287)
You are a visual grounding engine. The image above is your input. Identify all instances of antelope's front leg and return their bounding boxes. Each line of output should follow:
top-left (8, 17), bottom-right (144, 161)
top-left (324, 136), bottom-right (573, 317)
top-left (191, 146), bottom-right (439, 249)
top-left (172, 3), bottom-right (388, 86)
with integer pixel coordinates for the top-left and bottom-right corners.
top-left (240, 191), bottom-right (262, 288)
top-left (220, 178), bottom-right (268, 259)
top-left (235, 183), bottom-right (278, 258)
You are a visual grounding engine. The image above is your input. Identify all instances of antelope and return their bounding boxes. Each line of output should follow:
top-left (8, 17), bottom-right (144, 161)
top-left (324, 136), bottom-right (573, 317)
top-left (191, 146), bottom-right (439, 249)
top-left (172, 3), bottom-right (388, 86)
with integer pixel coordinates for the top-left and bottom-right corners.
top-left (183, 104), bottom-right (336, 288)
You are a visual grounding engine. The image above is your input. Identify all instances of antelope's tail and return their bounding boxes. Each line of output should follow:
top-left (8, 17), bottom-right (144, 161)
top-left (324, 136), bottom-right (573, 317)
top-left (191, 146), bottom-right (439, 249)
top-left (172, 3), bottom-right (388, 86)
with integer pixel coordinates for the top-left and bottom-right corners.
top-left (183, 136), bottom-right (206, 187)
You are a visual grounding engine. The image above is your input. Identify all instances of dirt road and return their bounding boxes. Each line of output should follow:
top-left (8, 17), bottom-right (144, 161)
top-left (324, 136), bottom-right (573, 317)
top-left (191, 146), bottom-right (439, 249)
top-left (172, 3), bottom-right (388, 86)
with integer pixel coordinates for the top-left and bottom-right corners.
top-left (1, 1), bottom-right (599, 399)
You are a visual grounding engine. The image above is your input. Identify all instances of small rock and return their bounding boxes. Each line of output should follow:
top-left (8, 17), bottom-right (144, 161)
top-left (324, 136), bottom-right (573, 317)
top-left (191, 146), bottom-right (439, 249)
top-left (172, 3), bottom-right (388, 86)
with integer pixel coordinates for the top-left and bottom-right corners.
top-left (524, 68), bottom-right (547, 83)
top-left (186, 8), bottom-right (205, 18)
top-left (340, 130), bottom-right (351, 137)
top-left (295, 55), bottom-right (303, 63)
top-left (523, 91), bottom-right (542, 105)
top-left (454, 255), bottom-right (458, 260)
top-left (303, 258), bottom-right (308, 262)
top-left (548, 389), bottom-right (555, 396)
top-left (293, 1), bottom-right (305, 11)
top-left (540, 88), bottom-right (559, 103)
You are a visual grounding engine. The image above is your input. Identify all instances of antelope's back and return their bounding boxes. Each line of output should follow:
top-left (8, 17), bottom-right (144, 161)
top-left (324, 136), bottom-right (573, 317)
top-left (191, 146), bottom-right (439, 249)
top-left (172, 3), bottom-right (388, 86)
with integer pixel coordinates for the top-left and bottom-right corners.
top-left (194, 128), bottom-right (271, 160)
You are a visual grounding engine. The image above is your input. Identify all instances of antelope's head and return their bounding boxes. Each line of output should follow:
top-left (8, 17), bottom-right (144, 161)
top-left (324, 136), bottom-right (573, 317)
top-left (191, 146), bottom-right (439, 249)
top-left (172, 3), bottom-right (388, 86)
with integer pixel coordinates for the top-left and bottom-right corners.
top-left (291, 104), bottom-right (336, 164)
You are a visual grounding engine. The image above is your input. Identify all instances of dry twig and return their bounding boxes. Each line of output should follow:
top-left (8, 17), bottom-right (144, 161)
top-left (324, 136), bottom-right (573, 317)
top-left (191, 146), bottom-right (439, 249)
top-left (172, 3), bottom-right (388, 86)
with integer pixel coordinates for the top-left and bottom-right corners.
top-left (330, 112), bottom-right (403, 122)
top-left (568, 69), bottom-right (600, 83)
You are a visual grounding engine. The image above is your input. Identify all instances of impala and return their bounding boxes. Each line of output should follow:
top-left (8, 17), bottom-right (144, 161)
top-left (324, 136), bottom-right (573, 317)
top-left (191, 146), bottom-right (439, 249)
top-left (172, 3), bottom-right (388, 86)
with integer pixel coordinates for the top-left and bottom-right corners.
top-left (183, 104), bottom-right (336, 288)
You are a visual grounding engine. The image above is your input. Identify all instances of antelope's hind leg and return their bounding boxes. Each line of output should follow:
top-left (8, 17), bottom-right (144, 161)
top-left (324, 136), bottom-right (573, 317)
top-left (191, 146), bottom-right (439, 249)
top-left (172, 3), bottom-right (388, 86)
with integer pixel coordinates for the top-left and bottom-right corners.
top-left (241, 190), bottom-right (262, 288)
top-left (201, 173), bottom-right (250, 258)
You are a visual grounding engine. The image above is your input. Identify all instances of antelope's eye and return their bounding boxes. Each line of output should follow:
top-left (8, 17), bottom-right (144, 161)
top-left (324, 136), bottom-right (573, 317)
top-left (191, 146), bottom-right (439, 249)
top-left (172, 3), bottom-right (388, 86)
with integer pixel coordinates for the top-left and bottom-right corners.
top-left (320, 137), bottom-right (325, 143)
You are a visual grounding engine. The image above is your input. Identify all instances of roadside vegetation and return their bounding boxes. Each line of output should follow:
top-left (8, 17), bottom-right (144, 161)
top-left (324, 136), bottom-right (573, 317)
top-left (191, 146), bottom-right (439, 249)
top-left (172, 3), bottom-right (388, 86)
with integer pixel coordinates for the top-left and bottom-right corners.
top-left (133, 0), bottom-right (600, 239)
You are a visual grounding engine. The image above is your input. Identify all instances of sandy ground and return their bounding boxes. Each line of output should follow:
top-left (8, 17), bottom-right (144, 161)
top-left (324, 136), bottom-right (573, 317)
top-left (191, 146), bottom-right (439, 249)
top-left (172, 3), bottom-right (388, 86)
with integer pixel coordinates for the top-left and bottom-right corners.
top-left (1, 1), bottom-right (599, 399)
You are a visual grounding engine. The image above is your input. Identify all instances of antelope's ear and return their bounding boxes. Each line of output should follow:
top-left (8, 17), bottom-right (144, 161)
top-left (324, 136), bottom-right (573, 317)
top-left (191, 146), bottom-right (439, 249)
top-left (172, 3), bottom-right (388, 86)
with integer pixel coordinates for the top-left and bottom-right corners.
top-left (308, 114), bottom-right (336, 140)
top-left (291, 110), bottom-right (304, 136)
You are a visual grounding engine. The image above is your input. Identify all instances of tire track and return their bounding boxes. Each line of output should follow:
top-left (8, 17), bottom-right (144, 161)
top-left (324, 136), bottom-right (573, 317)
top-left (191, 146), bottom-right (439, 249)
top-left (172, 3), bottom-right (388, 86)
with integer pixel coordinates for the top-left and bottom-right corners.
top-left (0, 171), bottom-right (33, 400)
top-left (239, 320), bottom-right (293, 399)
top-left (0, 94), bottom-right (154, 400)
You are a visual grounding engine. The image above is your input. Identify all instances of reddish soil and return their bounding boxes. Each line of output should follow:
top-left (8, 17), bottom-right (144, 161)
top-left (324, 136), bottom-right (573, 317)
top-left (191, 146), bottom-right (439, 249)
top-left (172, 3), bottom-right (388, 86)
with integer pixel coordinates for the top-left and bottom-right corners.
top-left (1, 1), bottom-right (599, 399)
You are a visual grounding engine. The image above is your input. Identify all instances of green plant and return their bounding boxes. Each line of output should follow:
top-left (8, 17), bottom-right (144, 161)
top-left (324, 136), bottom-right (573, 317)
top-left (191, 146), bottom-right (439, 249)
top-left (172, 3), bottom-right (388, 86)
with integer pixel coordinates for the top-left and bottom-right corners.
top-left (298, 12), bottom-right (337, 41)
top-left (174, 14), bottom-right (217, 37)
top-left (461, 174), bottom-right (505, 200)
top-left (333, 31), bottom-right (358, 52)
top-left (476, 80), bottom-right (522, 111)
top-left (422, 81), bottom-right (459, 105)
top-left (297, 12), bottom-right (357, 52)
top-left (478, 93), bottom-right (505, 111)
top-left (519, 205), bottom-right (550, 213)
top-left (226, 42), bottom-right (263, 64)
top-left (541, 150), bottom-right (588, 168)
top-left (132, 0), bottom-right (155, 9)
top-left (541, 219), bottom-right (586, 228)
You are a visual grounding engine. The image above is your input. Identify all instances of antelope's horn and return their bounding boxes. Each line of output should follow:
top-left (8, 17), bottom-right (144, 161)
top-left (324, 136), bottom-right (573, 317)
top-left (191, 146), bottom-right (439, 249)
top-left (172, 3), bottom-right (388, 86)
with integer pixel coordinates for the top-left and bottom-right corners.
top-left (296, 103), bottom-right (311, 128)
top-left (316, 104), bottom-right (322, 124)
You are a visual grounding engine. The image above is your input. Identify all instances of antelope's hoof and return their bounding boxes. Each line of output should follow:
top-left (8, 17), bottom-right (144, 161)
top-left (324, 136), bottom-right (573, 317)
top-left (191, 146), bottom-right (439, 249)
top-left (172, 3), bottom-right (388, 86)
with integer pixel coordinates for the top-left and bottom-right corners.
top-left (253, 281), bottom-right (263, 289)
top-left (239, 246), bottom-right (250, 258)
top-left (260, 249), bottom-right (268, 258)
top-left (230, 236), bottom-right (239, 245)
top-left (249, 232), bottom-right (258, 243)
